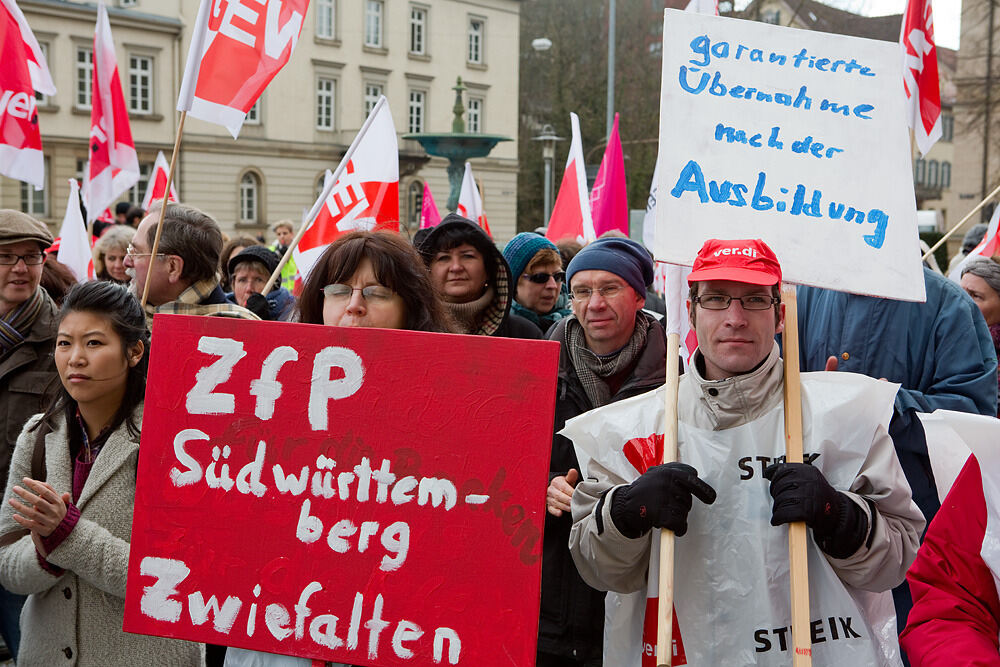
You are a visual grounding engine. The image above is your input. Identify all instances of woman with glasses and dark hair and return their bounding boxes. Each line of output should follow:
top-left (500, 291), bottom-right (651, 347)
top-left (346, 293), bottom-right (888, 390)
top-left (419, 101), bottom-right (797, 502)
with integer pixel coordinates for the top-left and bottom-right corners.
top-left (503, 233), bottom-right (573, 336)
top-left (415, 214), bottom-right (539, 339)
top-left (0, 281), bottom-right (202, 665)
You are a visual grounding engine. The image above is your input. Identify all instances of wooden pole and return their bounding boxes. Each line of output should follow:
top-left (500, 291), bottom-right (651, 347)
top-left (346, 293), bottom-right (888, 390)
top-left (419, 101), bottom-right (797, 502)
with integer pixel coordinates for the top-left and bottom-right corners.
top-left (261, 96), bottom-right (390, 295)
top-left (140, 110), bottom-right (187, 308)
top-left (781, 286), bottom-right (812, 666)
top-left (656, 332), bottom-right (681, 667)
top-left (922, 180), bottom-right (1000, 261)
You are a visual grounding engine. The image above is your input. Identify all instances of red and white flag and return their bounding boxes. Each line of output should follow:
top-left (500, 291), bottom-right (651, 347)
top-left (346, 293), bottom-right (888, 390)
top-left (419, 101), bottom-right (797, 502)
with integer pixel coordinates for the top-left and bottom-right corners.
top-left (83, 1), bottom-right (139, 223)
top-left (457, 162), bottom-right (491, 237)
top-left (141, 150), bottom-right (179, 209)
top-left (901, 0), bottom-right (942, 156)
top-left (177, 0), bottom-right (308, 139)
top-left (949, 207), bottom-right (1000, 283)
top-left (293, 96), bottom-right (398, 282)
top-left (546, 112), bottom-right (596, 244)
top-left (420, 181), bottom-right (441, 229)
top-left (0, 0), bottom-right (56, 189)
top-left (56, 179), bottom-right (94, 281)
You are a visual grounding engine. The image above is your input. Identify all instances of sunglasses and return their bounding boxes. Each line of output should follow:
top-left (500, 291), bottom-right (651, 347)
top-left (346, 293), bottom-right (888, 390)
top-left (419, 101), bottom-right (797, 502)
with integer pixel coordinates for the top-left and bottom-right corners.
top-left (523, 271), bottom-right (566, 284)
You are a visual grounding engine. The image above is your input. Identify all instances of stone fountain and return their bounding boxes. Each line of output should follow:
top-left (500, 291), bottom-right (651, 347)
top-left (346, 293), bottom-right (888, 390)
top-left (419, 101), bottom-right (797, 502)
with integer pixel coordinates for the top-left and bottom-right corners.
top-left (403, 77), bottom-right (512, 211)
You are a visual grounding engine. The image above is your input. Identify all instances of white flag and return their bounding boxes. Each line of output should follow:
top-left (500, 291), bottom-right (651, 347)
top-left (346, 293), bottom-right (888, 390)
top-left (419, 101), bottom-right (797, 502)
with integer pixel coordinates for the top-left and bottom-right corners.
top-left (57, 179), bottom-right (93, 281)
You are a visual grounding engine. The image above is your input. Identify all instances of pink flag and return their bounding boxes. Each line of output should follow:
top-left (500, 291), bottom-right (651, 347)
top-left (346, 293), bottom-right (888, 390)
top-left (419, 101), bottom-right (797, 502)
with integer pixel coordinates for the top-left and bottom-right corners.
top-left (56, 179), bottom-right (94, 281)
top-left (901, 0), bottom-right (942, 156)
top-left (546, 112), bottom-right (595, 244)
top-left (457, 162), bottom-right (491, 237)
top-left (589, 112), bottom-right (628, 237)
top-left (293, 96), bottom-right (398, 282)
top-left (420, 181), bottom-right (441, 228)
top-left (178, 0), bottom-right (309, 139)
top-left (141, 150), bottom-right (179, 210)
top-left (0, 0), bottom-right (56, 189)
top-left (83, 1), bottom-right (138, 222)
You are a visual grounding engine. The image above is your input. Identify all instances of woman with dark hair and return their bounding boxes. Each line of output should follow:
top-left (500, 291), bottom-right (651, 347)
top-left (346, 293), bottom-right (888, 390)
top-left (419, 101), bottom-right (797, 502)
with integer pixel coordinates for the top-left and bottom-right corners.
top-left (297, 230), bottom-right (454, 332)
top-left (0, 281), bottom-right (201, 666)
top-left (415, 214), bottom-right (539, 339)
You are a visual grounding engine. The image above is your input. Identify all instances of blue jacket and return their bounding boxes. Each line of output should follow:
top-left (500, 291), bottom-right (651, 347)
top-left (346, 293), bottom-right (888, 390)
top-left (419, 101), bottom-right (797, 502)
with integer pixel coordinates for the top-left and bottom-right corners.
top-left (795, 266), bottom-right (998, 521)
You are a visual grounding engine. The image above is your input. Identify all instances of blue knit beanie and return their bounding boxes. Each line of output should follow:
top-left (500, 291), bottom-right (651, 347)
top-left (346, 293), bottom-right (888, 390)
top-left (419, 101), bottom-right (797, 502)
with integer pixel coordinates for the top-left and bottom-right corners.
top-left (503, 233), bottom-right (559, 280)
top-left (566, 237), bottom-right (655, 296)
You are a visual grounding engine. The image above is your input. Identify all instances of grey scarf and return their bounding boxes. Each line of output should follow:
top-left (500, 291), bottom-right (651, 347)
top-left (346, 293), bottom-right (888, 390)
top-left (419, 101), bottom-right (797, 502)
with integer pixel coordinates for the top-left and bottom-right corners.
top-left (565, 310), bottom-right (653, 408)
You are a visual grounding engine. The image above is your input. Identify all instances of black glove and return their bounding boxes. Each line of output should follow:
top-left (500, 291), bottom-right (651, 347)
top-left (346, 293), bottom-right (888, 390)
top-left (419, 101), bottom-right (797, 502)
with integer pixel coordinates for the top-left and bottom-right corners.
top-left (763, 462), bottom-right (868, 559)
top-left (610, 463), bottom-right (716, 538)
top-left (245, 293), bottom-right (272, 320)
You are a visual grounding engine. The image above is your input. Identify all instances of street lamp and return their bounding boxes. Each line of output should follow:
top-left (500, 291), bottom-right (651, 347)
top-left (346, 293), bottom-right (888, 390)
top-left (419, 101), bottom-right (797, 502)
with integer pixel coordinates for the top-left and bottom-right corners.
top-left (533, 124), bottom-right (564, 224)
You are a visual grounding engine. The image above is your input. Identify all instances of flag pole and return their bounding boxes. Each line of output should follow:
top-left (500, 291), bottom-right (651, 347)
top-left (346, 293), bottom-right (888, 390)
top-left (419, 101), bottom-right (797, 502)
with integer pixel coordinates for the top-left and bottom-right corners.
top-left (922, 181), bottom-right (1000, 260)
top-left (781, 285), bottom-right (812, 667)
top-left (656, 332), bottom-right (681, 667)
top-left (141, 110), bottom-right (187, 308)
top-left (261, 96), bottom-right (389, 295)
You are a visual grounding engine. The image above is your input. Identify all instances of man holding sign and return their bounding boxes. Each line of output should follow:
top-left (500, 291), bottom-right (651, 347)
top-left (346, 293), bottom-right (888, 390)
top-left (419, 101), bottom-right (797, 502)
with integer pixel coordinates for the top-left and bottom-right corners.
top-left (566, 239), bottom-right (924, 665)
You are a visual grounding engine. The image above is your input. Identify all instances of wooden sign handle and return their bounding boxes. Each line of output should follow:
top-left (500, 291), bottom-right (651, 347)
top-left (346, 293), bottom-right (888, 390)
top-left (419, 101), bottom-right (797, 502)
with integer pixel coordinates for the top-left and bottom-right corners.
top-left (656, 332), bottom-right (681, 667)
top-left (781, 286), bottom-right (812, 666)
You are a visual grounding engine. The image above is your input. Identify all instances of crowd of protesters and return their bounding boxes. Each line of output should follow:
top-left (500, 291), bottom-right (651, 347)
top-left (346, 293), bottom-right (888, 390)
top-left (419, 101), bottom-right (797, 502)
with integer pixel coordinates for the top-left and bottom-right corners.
top-left (0, 201), bottom-right (997, 666)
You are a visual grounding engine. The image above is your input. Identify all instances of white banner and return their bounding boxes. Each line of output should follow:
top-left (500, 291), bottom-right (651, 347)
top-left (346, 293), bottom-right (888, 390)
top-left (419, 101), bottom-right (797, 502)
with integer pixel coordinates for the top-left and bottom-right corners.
top-left (654, 10), bottom-right (924, 302)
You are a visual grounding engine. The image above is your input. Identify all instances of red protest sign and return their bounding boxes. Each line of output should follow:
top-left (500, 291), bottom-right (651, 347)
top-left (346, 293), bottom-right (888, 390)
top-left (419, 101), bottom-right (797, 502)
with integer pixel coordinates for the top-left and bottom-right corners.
top-left (124, 315), bottom-right (559, 667)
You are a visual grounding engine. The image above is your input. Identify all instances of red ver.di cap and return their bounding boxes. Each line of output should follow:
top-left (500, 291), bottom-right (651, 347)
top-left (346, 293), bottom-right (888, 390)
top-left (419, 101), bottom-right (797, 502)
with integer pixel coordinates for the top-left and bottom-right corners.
top-left (687, 238), bottom-right (782, 286)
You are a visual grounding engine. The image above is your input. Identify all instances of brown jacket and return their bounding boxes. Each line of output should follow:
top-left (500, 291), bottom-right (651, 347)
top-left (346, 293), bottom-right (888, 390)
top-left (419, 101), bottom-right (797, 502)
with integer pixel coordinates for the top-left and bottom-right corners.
top-left (0, 289), bottom-right (58, 490)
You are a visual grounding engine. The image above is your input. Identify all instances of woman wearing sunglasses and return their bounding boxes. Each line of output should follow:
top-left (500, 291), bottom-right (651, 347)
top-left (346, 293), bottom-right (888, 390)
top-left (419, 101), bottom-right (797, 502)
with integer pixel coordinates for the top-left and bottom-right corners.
top-left (503, 233), bottom-right (573, 337)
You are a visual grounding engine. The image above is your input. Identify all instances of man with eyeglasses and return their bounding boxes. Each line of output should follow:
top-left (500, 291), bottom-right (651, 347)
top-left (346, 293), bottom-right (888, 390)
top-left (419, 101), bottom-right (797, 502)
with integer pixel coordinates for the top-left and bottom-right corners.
top-left (123, 202), bottom-right (258, 328)
top-left (538, 236), bottom-right (665, 667)
top-left (566, 238), bottom-right (923, 665)
top-left (0, 210), bottom-right (60, 662)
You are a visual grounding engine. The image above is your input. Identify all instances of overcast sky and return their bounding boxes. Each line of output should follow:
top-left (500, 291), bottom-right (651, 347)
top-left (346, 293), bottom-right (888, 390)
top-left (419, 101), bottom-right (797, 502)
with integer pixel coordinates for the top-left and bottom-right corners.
top-left (736, 0), bottom-right (962, 49)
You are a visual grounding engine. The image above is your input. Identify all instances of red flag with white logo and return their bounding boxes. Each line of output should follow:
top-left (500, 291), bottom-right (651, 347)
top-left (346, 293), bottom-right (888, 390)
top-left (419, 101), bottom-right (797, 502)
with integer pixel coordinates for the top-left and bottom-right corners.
top-left (141, 150), bottom-right (179, 210)
top-left (949, 206), bottom-right (1000, 283)
top-left (177, 0), bottom-right (309, 139)
top-left (0, 0), bottom-right (55, 189)
top-left (457, 161), bottom-right (491, 237)
top-left (83, 1), bottom-right (139, 222)
top-left (547, 112), bottom-right (596, 244)
top-left (293, 96), bottom-right (398, 282)
top-left (901, 0), bottom-right (942, 156)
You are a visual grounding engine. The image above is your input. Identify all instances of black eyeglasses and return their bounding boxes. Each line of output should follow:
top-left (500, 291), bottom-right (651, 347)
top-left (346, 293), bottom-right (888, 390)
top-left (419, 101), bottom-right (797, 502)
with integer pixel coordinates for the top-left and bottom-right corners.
top-left (693, 294), bottom-right (779, 311)
top-left (523, 271), bottom-right (566, 284)
top-left (0, 252), bottom-right (45, 266)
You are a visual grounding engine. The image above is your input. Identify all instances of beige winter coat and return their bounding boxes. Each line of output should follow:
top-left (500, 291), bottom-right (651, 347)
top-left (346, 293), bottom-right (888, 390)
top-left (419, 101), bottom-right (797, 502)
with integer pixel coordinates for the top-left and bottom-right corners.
top-left (0, 408), bottom-right (202, 666)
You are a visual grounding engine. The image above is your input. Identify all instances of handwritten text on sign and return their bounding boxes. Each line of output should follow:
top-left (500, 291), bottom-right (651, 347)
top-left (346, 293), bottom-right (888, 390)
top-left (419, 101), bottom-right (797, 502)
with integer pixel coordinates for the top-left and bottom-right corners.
top-left (124, 315), bottom-right (559, 667)
top-left (654, 10), bottom-right (924, 301)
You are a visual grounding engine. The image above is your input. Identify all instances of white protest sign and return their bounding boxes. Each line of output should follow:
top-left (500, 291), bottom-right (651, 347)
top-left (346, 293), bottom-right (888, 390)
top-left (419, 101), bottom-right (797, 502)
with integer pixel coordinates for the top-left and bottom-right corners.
top-left (655, 10), bottom-right (925, 302)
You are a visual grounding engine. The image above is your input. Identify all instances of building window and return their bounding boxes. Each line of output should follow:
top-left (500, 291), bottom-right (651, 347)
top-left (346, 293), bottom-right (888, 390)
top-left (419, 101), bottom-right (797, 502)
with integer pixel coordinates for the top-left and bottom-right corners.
top-left (408, 89), bottom-right (425, 133)
top-left (76, 47), bottom-right (93, 109)
top-left (914, 158), bottom-right (926, 185)
top-left (762, 9), bottom-right (781, 23)
top-left (364, 83), bottom-right (383, 118)
top-left (365, 0), bottom-right (384, 48)
top-left (407, 180), bottom-right (423, 229)
top-left (409, 6), bottom-right (426, 55)
top-left (316, 77), bottom-right (335, 130)
top-left (20, 158), bottom-right (48, 217)
top-left (927, 159), bottom-right (939, 187)
top-left (127, 163), bottom-right (152, 205)
top-left (129, 55), bottom-right (153, 114)
top-left (246, 99), bottom-right (261, 124)
top-left (35, 43), bottom-right (49, 104)
top-left (240, 172), bottom-right (261, 224)
top-left (467, 18), bottom-right (484, 64)
top-left (119, 0), bottom-right (137, 6)
top-left (316, 0), bottom-right (335, 39)
top-left (467, 97), bottom-right (483, 133)
top-left (941, 161), bottom-right (951, 188)
top-left (941, 113), bottom-right (954, 142)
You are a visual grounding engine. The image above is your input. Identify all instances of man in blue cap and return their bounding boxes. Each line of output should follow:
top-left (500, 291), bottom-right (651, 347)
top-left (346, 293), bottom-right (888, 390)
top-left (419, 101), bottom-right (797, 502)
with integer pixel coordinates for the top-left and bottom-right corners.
top-left (538, 236), bottom-right (665, 667)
